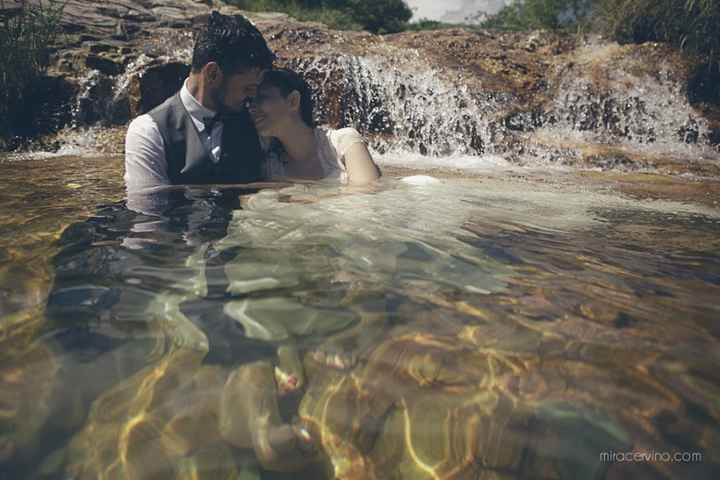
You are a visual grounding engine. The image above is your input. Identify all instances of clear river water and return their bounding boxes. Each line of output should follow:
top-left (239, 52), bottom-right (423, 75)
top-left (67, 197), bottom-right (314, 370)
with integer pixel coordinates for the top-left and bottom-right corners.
top-left (1, 153), bottom-right (719, 479)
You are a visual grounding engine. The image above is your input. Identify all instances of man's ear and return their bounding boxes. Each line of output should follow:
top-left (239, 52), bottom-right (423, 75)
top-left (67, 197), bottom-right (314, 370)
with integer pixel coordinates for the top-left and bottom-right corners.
top-left (203, 62), bottom-right (223, 86)
top-left (288, 91), bottom-right (301, 111)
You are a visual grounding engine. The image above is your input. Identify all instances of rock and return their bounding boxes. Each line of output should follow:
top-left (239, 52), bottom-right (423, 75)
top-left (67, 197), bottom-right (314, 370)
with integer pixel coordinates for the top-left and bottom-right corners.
top-left (160, 367), bottom-right (227, 457)
top-left (0, 343), bottom-right (60, 465)
top-left (127, 61), bottom-right (190, 116)
top-left (296, 324), bottom-right (708, 480)
top-left (8, 0), bottom-right (720, 172)
top-left (175, 444), bottom-right (260, 480)
top-left (84, 40), bottom-right (124, 53)
top-left (85, 53), bottom-right (123, 75)
top-left (298, 332), bottom-right (539, 479)
top-left (64, 353), bottom-right (213, 478)
top-left (219, 361), bottom-right (316, 472)
top-left (0, 1), bottom-right (23, 18)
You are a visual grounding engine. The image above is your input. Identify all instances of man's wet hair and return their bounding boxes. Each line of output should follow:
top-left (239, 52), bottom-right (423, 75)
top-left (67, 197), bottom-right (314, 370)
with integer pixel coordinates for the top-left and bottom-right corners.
top-left (259, 68), bottom-right (316, 127)
top-left (191, 12), bottom-right (275, 74)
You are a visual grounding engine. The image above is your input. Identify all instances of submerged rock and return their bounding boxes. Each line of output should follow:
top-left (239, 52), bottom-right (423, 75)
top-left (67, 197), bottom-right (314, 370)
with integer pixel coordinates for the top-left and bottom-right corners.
top-left (0, 343), bottom-right (59, 465)
top-left (295, 319), bottom-right (715, 480)
top-left (219, 361), bottom-right (316, 472)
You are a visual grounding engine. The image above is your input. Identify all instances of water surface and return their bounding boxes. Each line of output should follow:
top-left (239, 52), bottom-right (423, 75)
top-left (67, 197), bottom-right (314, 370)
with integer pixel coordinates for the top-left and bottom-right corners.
top-left (1, 154), bottom-right (719, 479)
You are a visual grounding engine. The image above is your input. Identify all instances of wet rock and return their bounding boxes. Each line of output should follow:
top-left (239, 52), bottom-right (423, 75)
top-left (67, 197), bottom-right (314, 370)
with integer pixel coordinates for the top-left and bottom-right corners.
top-left (85, 53), bottom-right (123, 76)
top-left (298, 333), bottom-right (535, 478)
top-left (65, 353), bottom-right (211, 478)
top-left (10, 0), bottom-right (720, 172)
top-left (0, 1), bottom-right (23, 18)
top-left (127, 61), bottom-right (190, 116)
top-left (0, 343), bottom-right (60, 465)
top-left (175, 444), bottom-right (260, 480)
top-left (72, 70), bottom-right (118, 126)
top-left (160, 367), bottom-right (227, 457)
top-left (219, 361), bottom-right (316, 472)
top-left (85, 41), bottom-right (114, 54)
top-left (293, 323), bottom-right (703, 480)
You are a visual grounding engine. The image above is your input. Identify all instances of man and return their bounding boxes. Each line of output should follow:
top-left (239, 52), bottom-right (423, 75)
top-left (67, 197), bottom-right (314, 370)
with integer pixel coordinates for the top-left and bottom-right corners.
top-left (124, 12), bottom-right (274, 193)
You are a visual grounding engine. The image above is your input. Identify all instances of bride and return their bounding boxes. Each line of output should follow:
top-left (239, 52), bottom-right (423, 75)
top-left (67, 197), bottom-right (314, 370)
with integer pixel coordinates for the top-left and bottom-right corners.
top-left (248, 68), bottom-right (381, 186)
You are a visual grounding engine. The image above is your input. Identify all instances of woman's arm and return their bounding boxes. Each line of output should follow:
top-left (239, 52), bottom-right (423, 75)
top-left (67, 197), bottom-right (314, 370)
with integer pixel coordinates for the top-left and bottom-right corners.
top-left (344, 143), bottom-right (381, 186)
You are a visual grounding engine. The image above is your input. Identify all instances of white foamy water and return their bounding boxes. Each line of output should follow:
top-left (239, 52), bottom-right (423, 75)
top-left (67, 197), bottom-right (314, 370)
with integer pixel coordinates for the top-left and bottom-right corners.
top-left (376, 149), bottom-right (513, 172)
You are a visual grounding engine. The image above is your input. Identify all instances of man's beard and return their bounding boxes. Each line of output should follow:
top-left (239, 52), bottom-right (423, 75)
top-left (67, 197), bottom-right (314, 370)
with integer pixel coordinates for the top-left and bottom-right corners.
top-left (212, 83), bottom-right (244, 114)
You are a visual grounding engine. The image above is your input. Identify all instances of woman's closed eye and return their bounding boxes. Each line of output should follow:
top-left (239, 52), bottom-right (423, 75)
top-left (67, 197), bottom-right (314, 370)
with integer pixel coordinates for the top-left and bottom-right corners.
top-left (254, 94), bottom-right (284, 106)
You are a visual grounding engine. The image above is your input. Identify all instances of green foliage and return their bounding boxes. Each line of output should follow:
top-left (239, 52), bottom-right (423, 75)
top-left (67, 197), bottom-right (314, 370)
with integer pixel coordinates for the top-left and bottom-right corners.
top-left (481, 0), bottom-right (593, 31)
top-left (595, 0), bottom-right (720, 61)
top-left (0, 0), bottom-right (65, 140)
top-left (223, 0), bottom-right (412, 34)
top-left (346, 0), bottom-right (412, 34)
top-left (404, 19), bottom-right (460, 32)
top-left (482, 0), bottom-right (719, 64)
top-left (225, 0), bottom-right (358, 30)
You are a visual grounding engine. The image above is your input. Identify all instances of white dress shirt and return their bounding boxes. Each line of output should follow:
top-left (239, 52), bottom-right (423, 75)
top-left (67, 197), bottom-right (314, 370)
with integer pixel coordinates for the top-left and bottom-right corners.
top-left (124, 79), bottom-right (224, 193)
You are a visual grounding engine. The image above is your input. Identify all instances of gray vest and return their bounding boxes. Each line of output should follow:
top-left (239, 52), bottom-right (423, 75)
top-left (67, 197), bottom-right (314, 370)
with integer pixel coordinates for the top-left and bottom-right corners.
top-left (148, 93), bottom-right (264, 185)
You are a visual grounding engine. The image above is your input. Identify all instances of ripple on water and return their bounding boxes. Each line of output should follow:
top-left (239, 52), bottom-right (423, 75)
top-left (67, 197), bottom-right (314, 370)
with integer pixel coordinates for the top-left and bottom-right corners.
top-left (1, 159), bottom-right (720, 478)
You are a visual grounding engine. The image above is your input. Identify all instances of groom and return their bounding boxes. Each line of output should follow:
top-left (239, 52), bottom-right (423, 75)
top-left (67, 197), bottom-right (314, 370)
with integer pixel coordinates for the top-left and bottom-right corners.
top-left (124, 12), bottom-right (274, 193)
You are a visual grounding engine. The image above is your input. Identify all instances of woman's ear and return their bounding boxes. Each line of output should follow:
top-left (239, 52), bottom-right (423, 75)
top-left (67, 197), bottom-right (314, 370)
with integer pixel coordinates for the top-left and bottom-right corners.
top-left (288, 91), bottom-right (301, 112)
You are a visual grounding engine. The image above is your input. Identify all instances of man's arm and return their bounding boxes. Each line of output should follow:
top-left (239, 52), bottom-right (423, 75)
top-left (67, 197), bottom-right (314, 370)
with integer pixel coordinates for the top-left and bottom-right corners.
top-left (124, 115), bottom-right (170, 192)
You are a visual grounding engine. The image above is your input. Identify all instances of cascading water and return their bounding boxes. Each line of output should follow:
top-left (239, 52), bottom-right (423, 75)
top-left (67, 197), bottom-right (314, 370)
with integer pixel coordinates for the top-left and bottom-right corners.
top-left (532, 43), bottom-right (719, 165)
top-left (43, 31), bottom-right (196, 157)
top-left (32, 27), bottom-right (720, 173)
top-left (284, 43), bottom-right (718, 173)
top-left (288, 53), bottom-right (512, 158)
top-left (112, 54), bottom-right (155, 104)
top-left (70, 69), bottom-right (116, 127)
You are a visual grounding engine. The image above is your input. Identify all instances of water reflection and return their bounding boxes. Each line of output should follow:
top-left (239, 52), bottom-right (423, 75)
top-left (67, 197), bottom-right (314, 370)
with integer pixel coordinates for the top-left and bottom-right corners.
top-left (1, 160), bottom-right (720, 479)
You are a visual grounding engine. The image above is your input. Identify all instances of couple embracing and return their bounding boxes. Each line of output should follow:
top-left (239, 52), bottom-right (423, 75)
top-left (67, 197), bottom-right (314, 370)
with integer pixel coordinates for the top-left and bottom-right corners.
top-left (124, 11), bottom-right (381, 194)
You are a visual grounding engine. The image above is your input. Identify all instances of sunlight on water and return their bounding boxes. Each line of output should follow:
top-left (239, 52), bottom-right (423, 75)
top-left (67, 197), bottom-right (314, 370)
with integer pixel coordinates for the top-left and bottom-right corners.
top-left (1, 154), bottom-right (720, 479)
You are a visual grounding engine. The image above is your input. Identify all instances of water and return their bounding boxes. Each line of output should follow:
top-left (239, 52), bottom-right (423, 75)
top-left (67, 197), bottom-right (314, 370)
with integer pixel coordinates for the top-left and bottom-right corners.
top-left (278, 45), bottom-right (720, 173)
top-left (1, 153), bottom-right (719, 478)
top-left (287, 53), bottom-right (510, 158)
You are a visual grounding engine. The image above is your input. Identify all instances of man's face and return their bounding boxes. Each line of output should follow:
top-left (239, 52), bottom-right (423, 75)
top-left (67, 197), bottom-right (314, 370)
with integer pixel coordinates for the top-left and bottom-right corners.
top-left (215, 67), bottom-right (265, 113)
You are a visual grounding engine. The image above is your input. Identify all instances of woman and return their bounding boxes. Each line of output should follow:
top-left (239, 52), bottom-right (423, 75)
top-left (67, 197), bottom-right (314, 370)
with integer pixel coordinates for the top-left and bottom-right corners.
top-left (248, 68), bottom-right (381, 185)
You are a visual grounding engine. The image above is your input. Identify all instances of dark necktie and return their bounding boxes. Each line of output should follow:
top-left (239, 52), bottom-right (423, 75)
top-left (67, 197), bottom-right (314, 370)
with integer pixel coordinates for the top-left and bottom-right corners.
top-left (202, 114), bottom-right (221, 133)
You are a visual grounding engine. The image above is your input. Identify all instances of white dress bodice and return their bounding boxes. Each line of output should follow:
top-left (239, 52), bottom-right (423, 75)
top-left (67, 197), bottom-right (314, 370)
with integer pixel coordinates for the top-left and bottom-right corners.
top-left (262, 126), bottom-right (367, 184)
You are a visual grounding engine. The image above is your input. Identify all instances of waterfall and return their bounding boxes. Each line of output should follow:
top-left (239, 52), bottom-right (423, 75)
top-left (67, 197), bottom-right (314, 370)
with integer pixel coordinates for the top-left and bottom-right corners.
top-left (23, 30), bottom-right (720, 173)
top-left (287, 53), bottom-right (512, 158)
top-left (284, 45), bottom-right (717, 172)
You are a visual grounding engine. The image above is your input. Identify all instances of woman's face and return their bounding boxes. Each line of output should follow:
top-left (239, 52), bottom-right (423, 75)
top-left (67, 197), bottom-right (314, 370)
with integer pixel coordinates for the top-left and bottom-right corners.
top-left (248, 84), bottom-right (294, 137)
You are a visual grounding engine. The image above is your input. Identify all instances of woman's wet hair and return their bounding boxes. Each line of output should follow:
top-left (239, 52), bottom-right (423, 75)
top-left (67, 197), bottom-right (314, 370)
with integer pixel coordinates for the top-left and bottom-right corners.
top-left (192, 12), bottom-right (275, 74)
top-left (259, 69), bottom-right (316, 127)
